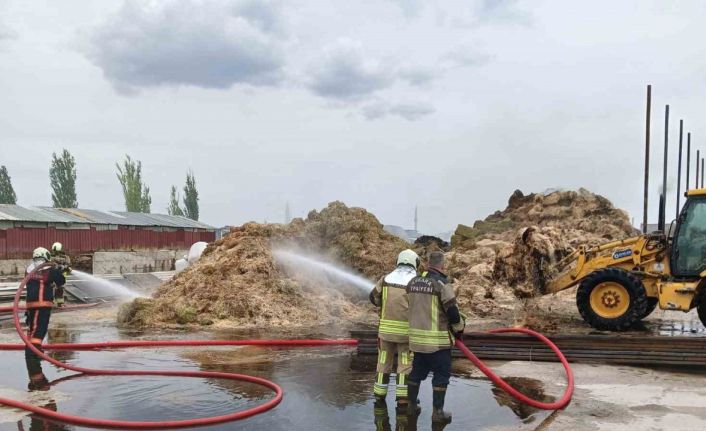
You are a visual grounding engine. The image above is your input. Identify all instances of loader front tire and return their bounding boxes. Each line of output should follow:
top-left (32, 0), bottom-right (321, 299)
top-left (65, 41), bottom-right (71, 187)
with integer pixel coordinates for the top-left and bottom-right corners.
top-left (576, 268), bottom-right (648, 331)
top-left (641, 297), bottom-right (659, 318)
top-left (698, 297), bottom-right (706, 330)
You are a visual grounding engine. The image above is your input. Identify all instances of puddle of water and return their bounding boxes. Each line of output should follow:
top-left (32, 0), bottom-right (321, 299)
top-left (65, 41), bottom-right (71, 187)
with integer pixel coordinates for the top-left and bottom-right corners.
top-left (0, 316), bottom-right (554, 431)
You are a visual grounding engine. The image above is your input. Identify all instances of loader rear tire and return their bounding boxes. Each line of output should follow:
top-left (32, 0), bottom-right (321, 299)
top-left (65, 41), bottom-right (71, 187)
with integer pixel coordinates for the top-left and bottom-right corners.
top-left (576, 268), bottom-right (648, 331)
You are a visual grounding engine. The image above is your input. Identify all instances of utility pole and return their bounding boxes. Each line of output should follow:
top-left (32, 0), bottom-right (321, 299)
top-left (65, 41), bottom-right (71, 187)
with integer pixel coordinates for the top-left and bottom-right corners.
top-left (642, 85), bottom-right (651, 233)
top-left (686, 133), bottom-right (691, 191)
top-left (659, 104), bottom-right (668, 233)
top-left (697, 150), bottom-right (701, 188)
top-left (676, 119), bottom-right (683, 218)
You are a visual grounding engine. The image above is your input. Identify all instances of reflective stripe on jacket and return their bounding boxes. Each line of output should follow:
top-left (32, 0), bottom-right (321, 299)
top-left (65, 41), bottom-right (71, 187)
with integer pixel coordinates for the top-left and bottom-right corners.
top-left (370, 265), bottom-right (417, 343)
top-left (406, 269), bottom-right (457, 353)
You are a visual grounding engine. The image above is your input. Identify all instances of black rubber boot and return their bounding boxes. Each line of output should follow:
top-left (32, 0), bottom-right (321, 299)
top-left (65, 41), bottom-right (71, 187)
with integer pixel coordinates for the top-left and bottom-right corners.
top-left (373, 398), bottom-right (391, 431)
top-left (396, 409), bottom-right (419, 431)
top-left (406, 381), bottom-right (421, 416)
top-left (431, 387), bottom-right (452, 424)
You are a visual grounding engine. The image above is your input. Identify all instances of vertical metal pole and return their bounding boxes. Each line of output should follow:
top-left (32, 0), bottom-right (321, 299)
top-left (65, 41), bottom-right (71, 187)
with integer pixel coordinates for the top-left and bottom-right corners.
top-left (643, 85), bottom-right (651, 233)
top-left (697, 150), bottom-right (701, 187)
top-left (702, 158), bottom-right (704, 187)
top-left (677, 119), bottom-right (683, 217)
top-left (686, 133), bottom-right (691, 191)
top-left (661, 104), bottom-right (668, 232)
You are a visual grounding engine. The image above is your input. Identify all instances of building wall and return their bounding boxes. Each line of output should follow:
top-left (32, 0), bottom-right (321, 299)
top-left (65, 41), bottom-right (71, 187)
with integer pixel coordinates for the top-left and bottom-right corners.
top-left (0, 227), bottom-right (215, 259)
top-left (92, 250), bottom-right (188, 274)
top-left (0, 259), bottom-right (27, 276)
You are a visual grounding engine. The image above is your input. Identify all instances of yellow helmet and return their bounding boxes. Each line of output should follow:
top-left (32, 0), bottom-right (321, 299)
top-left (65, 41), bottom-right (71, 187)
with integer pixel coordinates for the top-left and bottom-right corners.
top-left (52, 242), bottom-right (63, 253)
top-left (33, 247), bottom-right (50, 261)
top-left (396, 249), bottom-right (420, 269)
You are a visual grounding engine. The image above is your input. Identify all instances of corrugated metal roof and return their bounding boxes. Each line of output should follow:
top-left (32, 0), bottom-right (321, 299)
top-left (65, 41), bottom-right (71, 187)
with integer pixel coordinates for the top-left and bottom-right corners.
top-left (113, 212), bottom-right (213, 229)
top-left (0, 205), bottom-right (85, 223)
top-left (0, 205), bottom-right (214, 229)
top-left (60, 208), bottom-right (129, 225)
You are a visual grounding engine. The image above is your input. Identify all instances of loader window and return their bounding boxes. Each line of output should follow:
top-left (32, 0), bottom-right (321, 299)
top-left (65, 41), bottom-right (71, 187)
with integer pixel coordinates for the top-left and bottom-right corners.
top-left (674, 199), bottom-right (706, 275)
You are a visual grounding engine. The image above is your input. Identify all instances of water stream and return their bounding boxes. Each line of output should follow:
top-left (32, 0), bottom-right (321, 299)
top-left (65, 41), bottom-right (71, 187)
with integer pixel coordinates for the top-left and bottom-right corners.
top-left (272, 249), bottom-right (375, 293)
top-left (70, 270), bottom-right (146, 299)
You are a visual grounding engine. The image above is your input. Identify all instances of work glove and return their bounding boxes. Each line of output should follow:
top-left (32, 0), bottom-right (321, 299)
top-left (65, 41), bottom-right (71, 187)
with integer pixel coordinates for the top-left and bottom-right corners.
top-left (58, 264), bottom-right (72, 276)
top-left (451, 312), bottom-right (466, 342)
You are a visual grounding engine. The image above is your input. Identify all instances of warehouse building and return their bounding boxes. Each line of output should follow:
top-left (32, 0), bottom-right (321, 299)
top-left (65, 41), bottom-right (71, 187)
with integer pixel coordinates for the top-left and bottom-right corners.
top-left (0, 205), bottom-right (215, 275)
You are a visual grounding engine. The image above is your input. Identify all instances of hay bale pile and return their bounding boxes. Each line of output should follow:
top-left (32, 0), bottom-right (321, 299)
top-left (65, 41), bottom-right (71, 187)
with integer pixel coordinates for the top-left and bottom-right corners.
top-left (119, 189), bottom-right (636, 331)
top-left (118, 202), bottom-right (408, 328)
top-left (448, 188), bottom-right (636, 318)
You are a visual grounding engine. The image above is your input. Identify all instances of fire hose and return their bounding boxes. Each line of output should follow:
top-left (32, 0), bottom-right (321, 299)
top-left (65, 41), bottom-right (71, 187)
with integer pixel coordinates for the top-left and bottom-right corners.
top-left (0, 266), bottom-right (574, 428)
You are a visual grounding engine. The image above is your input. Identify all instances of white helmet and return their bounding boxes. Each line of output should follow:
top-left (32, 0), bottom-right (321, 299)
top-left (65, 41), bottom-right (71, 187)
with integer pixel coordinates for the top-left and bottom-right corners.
top-left (52, 242), bottom-right (63, 253)
top-left (397, 249), bottom-right (420, 269)
top-left (33, 247), bottom-right (51, 261)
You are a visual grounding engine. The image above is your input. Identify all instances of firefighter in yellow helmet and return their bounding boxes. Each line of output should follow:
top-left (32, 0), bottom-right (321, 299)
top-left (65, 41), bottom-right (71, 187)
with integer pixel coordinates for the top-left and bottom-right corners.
top-left (49, 242), bottom-right (71, 307)
top-left (406, 251), bottom-right (465, 425)
top-left (369, 249), bottom-right (420, 414)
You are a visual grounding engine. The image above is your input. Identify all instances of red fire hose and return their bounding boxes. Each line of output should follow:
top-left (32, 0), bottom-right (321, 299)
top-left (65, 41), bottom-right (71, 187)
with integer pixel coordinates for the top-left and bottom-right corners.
top-left (455, 329), bottom-right (574, 410)
top-left (0, 266), bottom-right (574, 429)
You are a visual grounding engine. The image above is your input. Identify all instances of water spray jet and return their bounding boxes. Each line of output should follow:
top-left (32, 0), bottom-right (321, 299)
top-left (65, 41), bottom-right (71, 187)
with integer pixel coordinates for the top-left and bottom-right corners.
top-left (272, 249), bottom-right (375, 293)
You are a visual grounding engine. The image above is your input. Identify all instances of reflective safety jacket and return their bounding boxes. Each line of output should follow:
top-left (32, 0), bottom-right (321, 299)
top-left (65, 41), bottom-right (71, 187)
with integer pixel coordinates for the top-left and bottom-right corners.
top-left (369, 265), bottom-right (417, 343)
top-left (406, 269), bottom-right (463, 353)
top-left (25, 263), bottom-right (66, 309)
top-left (50, 253), bottom-right (72, 277)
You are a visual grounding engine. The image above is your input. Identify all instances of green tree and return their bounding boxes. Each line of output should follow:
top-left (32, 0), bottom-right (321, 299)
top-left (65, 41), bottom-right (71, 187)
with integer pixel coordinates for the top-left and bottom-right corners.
top-left (49, 149), bottom-right (78, 208)
top-left (116, 155), bottom-right (151, 213)
top-left (0, 165), bottom-right (17, 204)
top-left (167, 185), bottom-right (184, 216)
top-left (182, 170), bottom-right (199, 221)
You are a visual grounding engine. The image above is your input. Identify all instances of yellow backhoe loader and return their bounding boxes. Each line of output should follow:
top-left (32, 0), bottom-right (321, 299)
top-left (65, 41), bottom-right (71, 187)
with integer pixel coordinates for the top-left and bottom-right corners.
top-left (533, 189), bottom-right (706, 331)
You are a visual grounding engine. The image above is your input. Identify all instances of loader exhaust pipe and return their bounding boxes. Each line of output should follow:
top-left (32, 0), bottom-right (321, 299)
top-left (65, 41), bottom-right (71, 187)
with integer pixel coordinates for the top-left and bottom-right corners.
top-left (658, 193), bottom-right (666, 234)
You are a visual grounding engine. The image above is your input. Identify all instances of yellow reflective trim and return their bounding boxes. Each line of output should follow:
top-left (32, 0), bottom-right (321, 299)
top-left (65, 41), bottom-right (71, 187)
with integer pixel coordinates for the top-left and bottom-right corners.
top-left (400, 352), bottom-right (408, 365)
top-left (431, 296), bottom-right (439, 332)
top-left (379, 350), bottom-right (387, 364)
top-left (381, 286), bottom-right (388, 319)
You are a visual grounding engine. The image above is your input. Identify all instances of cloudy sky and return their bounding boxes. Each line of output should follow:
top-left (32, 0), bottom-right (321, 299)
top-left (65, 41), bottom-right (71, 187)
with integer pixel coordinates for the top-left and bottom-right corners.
top-left (1, 0), bottom-right (705, 234)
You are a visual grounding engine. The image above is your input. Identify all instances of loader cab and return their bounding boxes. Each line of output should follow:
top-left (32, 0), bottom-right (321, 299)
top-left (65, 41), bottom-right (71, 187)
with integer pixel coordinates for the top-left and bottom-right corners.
top-left (671, 192), bottom-right (706, 277)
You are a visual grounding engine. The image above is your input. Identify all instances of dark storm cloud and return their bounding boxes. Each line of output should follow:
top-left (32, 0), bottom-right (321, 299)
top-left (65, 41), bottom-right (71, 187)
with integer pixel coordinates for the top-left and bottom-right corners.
top-left (362, 101), bottom-right (435, 121)
top-left (82, 0), bottom-right (286, 94)
top-left (306, 39), bottom-right (394, 101)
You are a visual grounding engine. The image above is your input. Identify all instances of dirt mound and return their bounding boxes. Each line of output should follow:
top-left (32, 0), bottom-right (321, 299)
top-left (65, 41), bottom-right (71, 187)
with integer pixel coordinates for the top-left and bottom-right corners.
top-left (448, 188), bottom-right (636, 325)
top-left (118, 202), bottom-right (408, 328)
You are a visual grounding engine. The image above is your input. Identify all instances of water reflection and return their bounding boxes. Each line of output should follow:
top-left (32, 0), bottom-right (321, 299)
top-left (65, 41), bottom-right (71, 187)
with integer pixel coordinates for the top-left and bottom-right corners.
top-left (2, 321), bottom-right (555, 430)
top-left (16, 355), bottom-right (72, 431)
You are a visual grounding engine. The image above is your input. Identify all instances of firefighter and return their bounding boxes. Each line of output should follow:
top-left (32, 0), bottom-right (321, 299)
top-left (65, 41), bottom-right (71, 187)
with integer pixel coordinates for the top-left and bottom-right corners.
top-left (49, 242), bottom-right (71, 307)
top-left (369, 249), bottom-right (420, 412)
top-left (25, 247), bottom-right (66, 359)
top-left (406, 251), bottom-right (465, 424)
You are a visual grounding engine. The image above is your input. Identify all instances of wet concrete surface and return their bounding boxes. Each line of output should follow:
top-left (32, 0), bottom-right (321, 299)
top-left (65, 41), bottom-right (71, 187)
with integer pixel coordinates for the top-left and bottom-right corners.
top-left (0, 307), bottom-right (556, 431)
